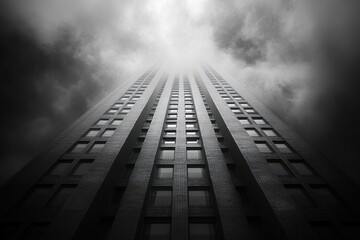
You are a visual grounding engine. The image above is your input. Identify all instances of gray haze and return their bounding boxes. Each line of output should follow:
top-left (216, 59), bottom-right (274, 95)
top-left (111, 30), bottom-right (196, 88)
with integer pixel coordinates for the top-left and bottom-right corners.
top-left (1, 0), bottom-right (360, 185)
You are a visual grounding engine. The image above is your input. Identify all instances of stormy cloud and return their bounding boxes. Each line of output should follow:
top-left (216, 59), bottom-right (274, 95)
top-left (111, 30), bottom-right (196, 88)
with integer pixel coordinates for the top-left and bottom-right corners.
top-left (1, 0), bottom-right (360, 185)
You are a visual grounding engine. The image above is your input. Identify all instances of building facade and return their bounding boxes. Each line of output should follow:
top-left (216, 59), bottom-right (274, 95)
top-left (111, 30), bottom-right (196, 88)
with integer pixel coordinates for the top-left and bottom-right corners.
top-left (1, 64), bottom-right (360, 240)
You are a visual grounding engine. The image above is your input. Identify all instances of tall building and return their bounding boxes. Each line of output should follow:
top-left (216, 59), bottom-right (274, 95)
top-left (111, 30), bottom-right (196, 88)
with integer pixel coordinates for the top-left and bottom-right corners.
top-left (1, 64), bottom-right (360, 240)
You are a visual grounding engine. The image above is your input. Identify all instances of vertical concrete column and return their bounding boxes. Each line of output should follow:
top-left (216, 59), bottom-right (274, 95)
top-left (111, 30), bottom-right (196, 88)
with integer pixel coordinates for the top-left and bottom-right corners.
top-left (188, 74), bottom-right (254, 240)
top-left (108, 74), bottom-right (174, 240)
top-left (172, 74), bottom-right (188, 240)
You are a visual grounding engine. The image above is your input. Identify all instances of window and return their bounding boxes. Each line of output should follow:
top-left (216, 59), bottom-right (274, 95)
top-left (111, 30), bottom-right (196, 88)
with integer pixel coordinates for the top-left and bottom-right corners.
top-left (150, 190), bottom-right (172, 206)
top-left (187, 139), bottom-right (200, 145)
top-left (238, 118), bottom-right (250, 124)
top-left (96, 119), bottom-right (108, 125)
top-left (163, 139), bottom-right (175, 145)
top-left (47, 184), bottom-right (76, 208)
top-left (89, 142), bottom-right (106, 153)
top-left (289, 160), bottom-right (314, 175)
top-left (113, 103), bottom-right (123, 108)
top-left (157, 167), bottom-right (173, 179)
top-left (111, 119), bottom-right (122, 125)
top-left (70, 142), bottom-right (89, 153)
top-left (168, 109), bottom-right (177, 113)
top-left (22, 185), bottom-right (53, 207)
top-left (186, 123), bottom-right (196, 128)
top-left (241, 103), bottom-right (250, 108)
top-left (71, 159), bottom-right (94, 176)
top-left (189, 190), bottom-right (211, 206)
top-left (186, 131), bottom-right (198, 136)
top-left (143, 223), bottom-right (171, 240)
top-left (186, 114), bottom-right (196, 119)
top-left (310, 185), bottom-right (342, 207)
top-left (167, 114), bottom-right (177, 119)
top-left (170, 104), bottom-right (177, 108)
top-left (231, 109), bottom-right (241, 113)
top-left (126, 103), bottom-right (134, 107)
top-left (267, 159), bottom-right (291, 176)
top-left (164, 131), bottom-right (176, 136)
top-left (187, 150), bottom-right (202, 160)
top-left (102, 129), bottom-right (115, 137)
top-left (166, 123), bottom-right (176, 128)
top-left (86, 129), bottom-right (100, 137)
top-left (285, 185), bottom-right (314, 208)
top-left (253, 118), bottom-right (266, 125)
top-left (188, 167), bottom-right (204, 178)
top-left (263, 129), bottom-right (277, 137)
top-left (108, 109), bottom-right (118, 114)
top-left (189, 223), bottom-right (217, 240)
top-left (255, 142), bottom-right (272, 153)
top-left (274, 142), bottom-right (292, 153)
top-left (245, 109), bottom-right (255, 113)
top-left (121, 108), bottom-right (130, 113)
top-left (159, 150), bottom-right (175, 160)
top-left (227, 103), bottom-right (236, 107)
top-left (48, 160), bottom-right (72, 176)
top-left (245, 129), bottom-right (259, 137)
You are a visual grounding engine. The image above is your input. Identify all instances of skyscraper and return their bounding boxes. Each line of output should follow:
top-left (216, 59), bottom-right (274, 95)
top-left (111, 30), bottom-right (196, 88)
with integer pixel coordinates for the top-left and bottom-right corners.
top-left (1, 64), bottom-right (360, 240)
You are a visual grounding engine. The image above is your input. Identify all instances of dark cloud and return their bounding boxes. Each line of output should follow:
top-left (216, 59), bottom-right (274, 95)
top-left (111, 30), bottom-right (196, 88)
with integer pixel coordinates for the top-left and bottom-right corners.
top-left (208, 0), bottom-right (360, 183)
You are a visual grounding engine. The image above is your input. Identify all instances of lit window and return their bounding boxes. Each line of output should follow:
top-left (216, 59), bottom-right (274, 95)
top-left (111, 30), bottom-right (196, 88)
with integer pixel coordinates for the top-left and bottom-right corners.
top-left (111, 119), bottom-right (122, 125)
top-left (72, 159), bottom-right (94, 176)
top-left (150, 190), bottom-right (172, 206)
top-left (185, 109), bottom-right (194, 113)
top-left (186, 131), bottom-right (197, 136)
top-left (227, 103), bottom-right (236, 107)
top-left (96, 119), bottom-right (108, 125)
top-left (289, 160), bottom-right (314, 175)
top-left (241, 103), bottom-right (250, 108)
top-left (167, 114), bottom-right (177, 119)
top-left (188, 167), bottom-right (204, 178)
top-left (263, 129), bottom-right (277, 137)
top-left (108, 109), bottom-right (118, 114)
top-left (126, 103), bottom-right (134, 107)
top-left (102, 129), bottom-right (115, 137)
top-left (253, 118), bottom-right (266, 124)
top-left (159, 150), bottom-right (175, 160)
top-left (187, 139), bottom-right (199, 144)
top-left (245, 109), bottom-right (255, 113)
top-left (267, 160), bottom-right (291, 176)
top-left (187, 150), bottom-right (202, 160)
top-left (70, 142), bottom-right (89, 153)
top-left (168, 109), bottom-right (177, 113)
top-left (238, 118), bottom-right (250, 124)
top-left (186, 114), bottom-right (196, 119)
top-left (186, 123), bottom-right (196, 128)
top-left (169, 104), bottom-right (178, 108)
top-left (121, 108), bottom-right (130, 113)
top-left (274, 142), bottom-right (292, 153)
top-left (163, 139), bottom-right (175, 145)
top-left (166, 124), bottom-right (176, 128)
top-left (164, 131), bottom-right (176, 136)
top-left (143, 223), bottom-right (171, 240)
top-left (113, 103), bottom-right (123, 108)
top-left (189, 190), bottom-right (210, 206)
top-left (189, 223), bottom-right (217, 240)
top-left (89, 142), bottom-right (106, 153)
top-left (157, 167), bottom-right (173, 179)
top-left (245, 129), bottom-right (259, 137)
top-left (255, 142), bottom-right (272, 153)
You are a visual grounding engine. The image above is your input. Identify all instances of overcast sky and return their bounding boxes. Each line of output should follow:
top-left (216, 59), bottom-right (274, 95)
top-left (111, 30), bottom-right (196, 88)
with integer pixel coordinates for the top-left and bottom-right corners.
top-left (1, 0), bottom-right (360, 185)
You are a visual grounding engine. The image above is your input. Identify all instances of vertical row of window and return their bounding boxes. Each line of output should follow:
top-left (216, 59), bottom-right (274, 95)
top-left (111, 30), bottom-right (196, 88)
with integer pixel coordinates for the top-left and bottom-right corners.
top-left (202, 67), bottom-right (357, 239)
top-left (68, 67), bottom-right (159, 155)
top-left (91, 80), bottom-right (168, 240)
top-left (141, 77), bottom-right (219, 240)
top-left (195, 79), bottom-right (269, 240)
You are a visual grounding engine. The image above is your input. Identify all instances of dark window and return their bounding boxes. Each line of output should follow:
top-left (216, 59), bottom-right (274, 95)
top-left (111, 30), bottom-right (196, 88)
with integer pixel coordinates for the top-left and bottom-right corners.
top-left (47, 185), bottom-right (76, 208)
top-left (188, 167), bottom-right (204, 178)
top-left (22, 185), bottom-right (53, 207)
top-left (274, 142), bottom-right (293, 153)
top-left (255, 142), bottom-right (272, 153)
top-left (143, 223), bottom-right (171, 240)
top-left (189, 223), bottom-right (217, 240)
top-left (71, 159), bottom-right (94, 176)
top-left (48, 160), bottom-right (72, 176)
top-left (102, 129), bottom-right (115, 137)
top-left (89, 142), bottom-right (106, 153)
top-left (289, 160), bottom-right (314, 175)
top-left (111, 119), bottom-right (122, 125)
top-left (189, 190), bottom-right (211, 206)
top-left (285, 185), bottom-right (314, 208)
top-left (70, 142), bottom-right (89, 153)
top-left (187, 150), bottom-right (202, 160)
top-left (310, 185), bottom-right (342, 207)
top-left (267, 160), bottom-right (291, 176)
top-left (86, 129), bottom-right (100, 137)
top-left (157, 167), bottom-right (173, 179)
top-left (96, 119), bottom-right (108, 125)
top-left (150, 190), bottom-right (172, 206)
